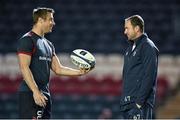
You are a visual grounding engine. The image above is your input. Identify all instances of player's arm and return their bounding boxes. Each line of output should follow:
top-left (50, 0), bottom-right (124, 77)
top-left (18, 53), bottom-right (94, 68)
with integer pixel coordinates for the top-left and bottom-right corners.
top-left (18, 53), bottom-right (47, 107)
top-left (51, 54), bottom-right (87, 76)
top-left (18, 54), bottom-right (39, 92)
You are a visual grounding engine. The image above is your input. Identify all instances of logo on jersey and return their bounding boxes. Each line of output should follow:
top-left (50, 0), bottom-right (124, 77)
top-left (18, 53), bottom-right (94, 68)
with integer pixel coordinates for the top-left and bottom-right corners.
top-left (39, 56), bottom-right (52, 61)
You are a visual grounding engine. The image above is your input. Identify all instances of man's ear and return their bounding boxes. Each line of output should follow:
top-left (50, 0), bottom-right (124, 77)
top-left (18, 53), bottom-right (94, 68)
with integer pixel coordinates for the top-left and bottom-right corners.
top-left (38, 17), bottom-right (44, 24)
top-left (135, 26), bottom-right (140, 32)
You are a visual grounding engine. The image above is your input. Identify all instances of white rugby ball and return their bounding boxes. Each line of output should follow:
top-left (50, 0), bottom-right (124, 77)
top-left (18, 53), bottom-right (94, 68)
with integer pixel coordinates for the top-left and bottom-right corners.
top-left (70, 49), bottom-right (96, 69)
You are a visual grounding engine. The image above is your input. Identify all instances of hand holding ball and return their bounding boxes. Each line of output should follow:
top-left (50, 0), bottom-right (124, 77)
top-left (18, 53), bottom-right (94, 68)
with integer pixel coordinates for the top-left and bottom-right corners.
top-left (70, 49), bottom-right (96, 71)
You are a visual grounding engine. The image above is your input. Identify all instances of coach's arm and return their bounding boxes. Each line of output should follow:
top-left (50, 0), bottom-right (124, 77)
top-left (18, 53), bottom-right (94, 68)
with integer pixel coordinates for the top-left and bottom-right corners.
top-left (135, 43), bottom-right (158, 107)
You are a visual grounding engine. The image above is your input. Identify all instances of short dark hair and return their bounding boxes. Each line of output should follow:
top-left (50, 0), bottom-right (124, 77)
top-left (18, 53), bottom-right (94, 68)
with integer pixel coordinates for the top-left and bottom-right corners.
top-left (125, 15), bottom-right (144, 32)
top-left (33, 7), bottom-right (54, 24)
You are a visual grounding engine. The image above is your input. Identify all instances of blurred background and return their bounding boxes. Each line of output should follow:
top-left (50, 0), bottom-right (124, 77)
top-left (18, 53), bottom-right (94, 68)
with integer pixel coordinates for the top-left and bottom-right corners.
top-left (0, 0), bottom-right (180, 119)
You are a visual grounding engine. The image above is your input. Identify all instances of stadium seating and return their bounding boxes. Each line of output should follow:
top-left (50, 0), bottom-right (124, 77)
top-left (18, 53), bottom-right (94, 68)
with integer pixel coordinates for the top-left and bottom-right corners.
top-left (0, 53), bottom-right (179, 118)
top-left (0, 74), bottom-right (171, 119)
top-left (0, 0), bottom-right (179, 54)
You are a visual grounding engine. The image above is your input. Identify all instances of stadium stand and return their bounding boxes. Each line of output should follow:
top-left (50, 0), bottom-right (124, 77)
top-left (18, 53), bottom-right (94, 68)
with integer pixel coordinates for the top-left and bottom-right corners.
top-left (0, 0), bottom-right (179, 54)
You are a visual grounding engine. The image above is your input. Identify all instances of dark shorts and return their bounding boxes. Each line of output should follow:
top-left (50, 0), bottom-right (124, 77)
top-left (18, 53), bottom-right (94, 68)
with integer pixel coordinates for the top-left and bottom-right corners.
top-left (18, 91), bottom-right (51, 119)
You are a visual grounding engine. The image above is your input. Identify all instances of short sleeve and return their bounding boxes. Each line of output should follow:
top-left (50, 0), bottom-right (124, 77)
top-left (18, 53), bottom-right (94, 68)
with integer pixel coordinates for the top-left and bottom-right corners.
top-left (17, 36), bottom-right (34, 56)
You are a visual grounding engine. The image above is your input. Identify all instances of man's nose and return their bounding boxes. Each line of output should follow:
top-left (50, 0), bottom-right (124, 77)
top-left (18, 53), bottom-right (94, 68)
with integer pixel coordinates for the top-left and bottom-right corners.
top-left (52, 20), bottom-right (55, 26)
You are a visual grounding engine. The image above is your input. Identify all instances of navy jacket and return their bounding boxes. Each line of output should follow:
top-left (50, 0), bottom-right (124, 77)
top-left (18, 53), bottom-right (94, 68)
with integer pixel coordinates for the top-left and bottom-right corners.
top-left (121, 34), bottom-right (159, 110)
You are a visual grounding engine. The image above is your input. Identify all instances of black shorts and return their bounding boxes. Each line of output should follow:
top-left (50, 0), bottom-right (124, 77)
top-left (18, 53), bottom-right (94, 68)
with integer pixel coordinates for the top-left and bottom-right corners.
top-left (18, 91), bottom-right (51, 119)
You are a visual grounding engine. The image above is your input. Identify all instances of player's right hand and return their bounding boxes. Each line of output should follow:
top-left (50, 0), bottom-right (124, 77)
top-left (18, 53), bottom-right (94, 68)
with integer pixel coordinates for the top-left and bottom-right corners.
top-left (33, 90), bottom-right (48, 107)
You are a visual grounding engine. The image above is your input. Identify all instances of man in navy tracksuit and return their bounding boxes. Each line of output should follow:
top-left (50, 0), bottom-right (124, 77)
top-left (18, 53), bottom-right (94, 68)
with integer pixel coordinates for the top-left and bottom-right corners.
top-left (120, 15), bottom-right (159, 119)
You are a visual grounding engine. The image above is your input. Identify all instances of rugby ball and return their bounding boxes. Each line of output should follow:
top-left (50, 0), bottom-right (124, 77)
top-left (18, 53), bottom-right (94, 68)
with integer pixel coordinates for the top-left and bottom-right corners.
top-left (70, 49), bottom-right (96, 70)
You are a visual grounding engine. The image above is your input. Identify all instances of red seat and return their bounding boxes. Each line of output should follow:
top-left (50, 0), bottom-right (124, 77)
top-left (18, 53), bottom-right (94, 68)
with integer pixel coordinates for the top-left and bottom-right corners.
top-left (156, 76), bottom-right (169, 102)
top-left (50, 75), bottom-right (123, 96)
top-left (0, 75), bottom-right (19, 93)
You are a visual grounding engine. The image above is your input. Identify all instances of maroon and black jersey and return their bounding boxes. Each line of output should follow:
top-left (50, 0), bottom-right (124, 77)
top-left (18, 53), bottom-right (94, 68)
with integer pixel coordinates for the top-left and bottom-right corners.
top-left (17, 31), bottom-right (55, 95)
